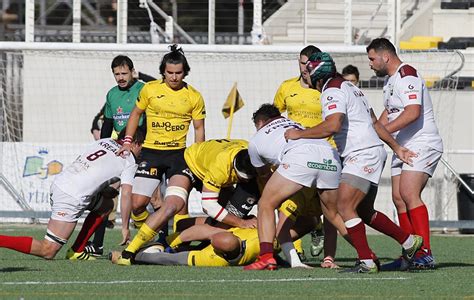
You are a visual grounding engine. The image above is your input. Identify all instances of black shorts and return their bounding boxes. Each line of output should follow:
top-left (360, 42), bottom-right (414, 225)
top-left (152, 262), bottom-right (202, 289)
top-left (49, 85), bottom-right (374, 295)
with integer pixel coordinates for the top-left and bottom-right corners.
top-left (135, 147), bottom-right (193, 182)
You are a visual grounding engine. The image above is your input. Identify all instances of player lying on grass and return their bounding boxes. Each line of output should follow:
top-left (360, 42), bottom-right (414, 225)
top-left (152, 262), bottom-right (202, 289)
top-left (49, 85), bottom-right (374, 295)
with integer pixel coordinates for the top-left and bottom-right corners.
top-left (0, 130), bottom-right (144, 260)
top-left (111, 224), bottom-right (261, 267)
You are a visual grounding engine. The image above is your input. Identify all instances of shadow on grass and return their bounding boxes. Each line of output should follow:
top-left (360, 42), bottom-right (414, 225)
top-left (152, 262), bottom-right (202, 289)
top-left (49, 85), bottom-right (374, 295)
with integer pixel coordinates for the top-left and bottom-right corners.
top-left (433, 262), bottom-right (474, 269)
top-left (0, 267), bottom-right (41, 273)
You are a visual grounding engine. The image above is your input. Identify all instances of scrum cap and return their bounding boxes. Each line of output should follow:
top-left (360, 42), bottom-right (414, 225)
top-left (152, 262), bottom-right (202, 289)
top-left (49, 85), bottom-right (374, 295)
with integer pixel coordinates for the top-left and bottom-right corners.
top-left (306, 52), bottom-right (336, 86)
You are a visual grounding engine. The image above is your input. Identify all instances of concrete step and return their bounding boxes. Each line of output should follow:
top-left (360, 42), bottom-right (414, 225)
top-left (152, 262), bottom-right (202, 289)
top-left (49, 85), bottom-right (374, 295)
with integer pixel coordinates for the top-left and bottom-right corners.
top-left (271, 34), bottom-right (345, 44)
top-left (314, 2), bottom-right (388, 12)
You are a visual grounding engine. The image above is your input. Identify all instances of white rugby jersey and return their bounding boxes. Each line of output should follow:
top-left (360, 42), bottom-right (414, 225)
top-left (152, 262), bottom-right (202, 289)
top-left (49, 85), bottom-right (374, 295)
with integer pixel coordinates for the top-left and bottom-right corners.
top-left (53, 138), bottom-right (137, 200)
top-left (321, 76), bottom-right (383, 158)
top-left (248, 117), bottom-right (332, 167)
top-left (383, 63), bottom-right (443, 151)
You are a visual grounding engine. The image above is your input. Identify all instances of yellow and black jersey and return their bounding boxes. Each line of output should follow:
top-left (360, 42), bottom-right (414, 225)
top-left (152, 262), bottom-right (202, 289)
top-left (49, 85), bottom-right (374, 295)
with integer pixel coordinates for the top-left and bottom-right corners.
top-left (137, 79), bottom-right (206, 150)
top-left (184, 139), bottom-right (248, 193)
top-left (274, 77), bottom-right (335, 147)
top-left (187, 228), bottom-right (259, 267)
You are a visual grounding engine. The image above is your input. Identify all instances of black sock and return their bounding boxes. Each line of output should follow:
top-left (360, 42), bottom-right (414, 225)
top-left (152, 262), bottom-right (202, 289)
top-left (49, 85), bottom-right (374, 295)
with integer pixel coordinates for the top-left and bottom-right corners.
top-left (92, 218), bottom-right (107, 248)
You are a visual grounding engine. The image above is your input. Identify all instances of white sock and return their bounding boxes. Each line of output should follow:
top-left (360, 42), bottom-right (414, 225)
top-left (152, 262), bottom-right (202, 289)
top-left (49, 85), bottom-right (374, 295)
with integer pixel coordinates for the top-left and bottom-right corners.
top-left (361, 259), bottom-right (375, 268)
top-left (281, 242), bottom-right (302, 266)
top-left (402, 234), bottom-right (414, 250)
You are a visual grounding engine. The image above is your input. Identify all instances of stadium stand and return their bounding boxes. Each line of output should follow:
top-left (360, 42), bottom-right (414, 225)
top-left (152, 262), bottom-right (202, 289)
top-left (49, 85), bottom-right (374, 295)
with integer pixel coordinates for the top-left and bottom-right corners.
top-left (440, 0), bottom-right (474, 10)
top-left (438, 37), bottom-right (474, 49)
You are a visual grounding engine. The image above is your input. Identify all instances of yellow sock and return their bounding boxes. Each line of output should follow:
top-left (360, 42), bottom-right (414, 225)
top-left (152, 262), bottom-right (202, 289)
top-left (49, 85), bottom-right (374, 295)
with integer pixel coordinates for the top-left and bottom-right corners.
top-left (125, 223), bottom-right (157, 254)
top-left (131, 210), bottom-right (149, 229)
top-left (294, 238), bottom-right (303, 253)
top-left (166, 232), bottom-right (183, 249)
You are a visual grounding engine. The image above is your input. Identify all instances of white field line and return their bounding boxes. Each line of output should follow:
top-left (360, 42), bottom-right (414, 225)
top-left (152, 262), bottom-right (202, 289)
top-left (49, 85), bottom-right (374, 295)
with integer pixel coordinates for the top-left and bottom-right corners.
top-left (1, 277), bottom-right (408, 285)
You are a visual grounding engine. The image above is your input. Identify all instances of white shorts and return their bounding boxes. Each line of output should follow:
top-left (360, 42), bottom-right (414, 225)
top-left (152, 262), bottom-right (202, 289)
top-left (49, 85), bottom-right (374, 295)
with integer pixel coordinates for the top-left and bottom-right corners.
top-left (50, 184), bottom-right (89, 223)
top-left (342, 145), bottom-right (387, 184)
top-left (276, 143), bottom-right (341, 189)
top-left (391, 144), bottom-right (442, 177)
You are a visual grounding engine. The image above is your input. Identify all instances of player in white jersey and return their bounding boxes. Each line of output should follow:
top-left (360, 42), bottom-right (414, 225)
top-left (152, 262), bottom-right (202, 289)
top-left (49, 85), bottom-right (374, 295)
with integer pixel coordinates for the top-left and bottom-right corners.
top-left (243, 104), bottom-right (347, 270)
top-left (285, 52), bottom-right (423, 273)
top-left (367, 38), bottom-right (443, 269)
top-left (0, 130), bottom-right (144, 260)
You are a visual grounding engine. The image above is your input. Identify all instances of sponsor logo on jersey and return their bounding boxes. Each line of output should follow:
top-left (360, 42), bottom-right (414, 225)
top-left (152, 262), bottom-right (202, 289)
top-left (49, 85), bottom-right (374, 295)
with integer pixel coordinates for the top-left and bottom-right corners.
top-left (151, 121), bottom-right (186, 132)
top-left (136, 169), bottom-right (150, 175)
top-left (408, 94), bottom-right (417, 100)
top-left (328, 104), bottom-right (337, 110)
top-left (307, 159), bottom-right (337, 172)
top-left (353, 90), bottom-right (364, 97)
top-left (156, 95), bottom-right (165, 99)
top-left (363, 166), bottom-right (375, 174)
top-left (138, 161), bottom-right (149, 169)
top-left (408, 84), bottom-right (414, 90)
top-left (290, 93), bottom-right (298, 97)
top-left (153, 140), bottom-right (180, 147)
top-left (117, 106), bottom-right (123, 114)
top-left (56, 211), bottom-right (67, 217)
top-left (113, 114), bottom-right (130, 120)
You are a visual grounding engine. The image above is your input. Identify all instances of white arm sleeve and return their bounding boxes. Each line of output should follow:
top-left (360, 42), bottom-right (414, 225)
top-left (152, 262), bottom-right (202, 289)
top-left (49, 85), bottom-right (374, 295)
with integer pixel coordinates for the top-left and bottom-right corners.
top-left (201, 192), bottom-right (228, 222)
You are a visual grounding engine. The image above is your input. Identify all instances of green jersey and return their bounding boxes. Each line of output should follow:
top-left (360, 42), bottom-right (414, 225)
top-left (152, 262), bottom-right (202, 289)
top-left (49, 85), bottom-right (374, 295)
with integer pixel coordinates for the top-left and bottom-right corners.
top-left (104, 80), bottom-right (145, 132)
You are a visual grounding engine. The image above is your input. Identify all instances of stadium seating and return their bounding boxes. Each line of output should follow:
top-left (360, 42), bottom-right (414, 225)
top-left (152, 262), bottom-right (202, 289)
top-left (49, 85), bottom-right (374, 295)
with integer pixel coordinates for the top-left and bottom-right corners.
top-left (438, 37), bottom-right (474, 49)
top-left (440, 0), bottom-right (474, 10)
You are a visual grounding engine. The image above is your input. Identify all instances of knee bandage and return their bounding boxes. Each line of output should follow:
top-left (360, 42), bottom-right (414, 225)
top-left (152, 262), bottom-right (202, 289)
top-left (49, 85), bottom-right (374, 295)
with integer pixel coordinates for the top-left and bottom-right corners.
top-left (45, 229), bottom-right (68, 246)
top-left (165, 186), bottom-right (189, 203)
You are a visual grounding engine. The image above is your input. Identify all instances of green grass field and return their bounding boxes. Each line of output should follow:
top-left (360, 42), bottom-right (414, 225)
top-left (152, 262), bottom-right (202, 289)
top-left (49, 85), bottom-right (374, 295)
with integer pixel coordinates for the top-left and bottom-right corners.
top-left (1, 224), bottom-right (473, 299)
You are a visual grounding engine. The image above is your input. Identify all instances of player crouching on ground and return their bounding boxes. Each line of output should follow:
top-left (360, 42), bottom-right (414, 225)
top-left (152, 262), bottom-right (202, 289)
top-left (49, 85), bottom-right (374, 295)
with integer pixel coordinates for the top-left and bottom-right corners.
top-left (112, 139), bottom-right (258, 266)
top-left (0, 130), bottom-right (144, 260)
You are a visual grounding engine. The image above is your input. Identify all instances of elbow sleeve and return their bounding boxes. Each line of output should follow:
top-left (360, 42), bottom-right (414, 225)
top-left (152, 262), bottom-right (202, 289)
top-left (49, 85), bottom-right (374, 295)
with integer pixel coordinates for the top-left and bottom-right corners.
top-left (201, 192), bottom-right (228, 222)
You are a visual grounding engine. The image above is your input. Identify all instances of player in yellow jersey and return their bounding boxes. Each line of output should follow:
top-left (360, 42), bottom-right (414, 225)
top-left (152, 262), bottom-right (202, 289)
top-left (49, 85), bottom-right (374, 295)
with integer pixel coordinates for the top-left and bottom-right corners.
top-left (116, 225), bottom-right (260, 267)
top-left (115, 45), bottom-right (205, 265)
top-left (273, 45), bottom-right (338, 267)
top-left (183, 139), bottom-right (258, 229)
top-left (113, 138), bottom-right (257, 266)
